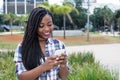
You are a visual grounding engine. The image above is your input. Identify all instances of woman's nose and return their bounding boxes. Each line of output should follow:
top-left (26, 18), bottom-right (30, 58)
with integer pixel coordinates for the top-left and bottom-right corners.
top-left (44, 26), bottom-right (50, 31)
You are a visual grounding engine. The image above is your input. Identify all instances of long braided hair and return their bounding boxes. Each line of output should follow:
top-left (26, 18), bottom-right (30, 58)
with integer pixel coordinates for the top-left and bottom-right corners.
top-left (21, 7), bottom-right (54, 70)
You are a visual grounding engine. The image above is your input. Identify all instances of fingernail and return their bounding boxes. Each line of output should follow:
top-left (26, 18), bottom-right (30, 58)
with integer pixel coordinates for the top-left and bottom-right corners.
top-left (56, 57), bottom-right (59, 60)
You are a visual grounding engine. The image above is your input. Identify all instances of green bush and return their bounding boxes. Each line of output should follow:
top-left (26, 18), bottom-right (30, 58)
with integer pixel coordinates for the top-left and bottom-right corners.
top-left (68, 51), bottom-right (95, 65)
top-left (67, 52), bottom-right (119, 80)
top-left (0, 27), bottom-right (4, 32)
top-left (0, 51), bottom-right (119, 80)
top-left (0, 51), bottom-right (17, 80)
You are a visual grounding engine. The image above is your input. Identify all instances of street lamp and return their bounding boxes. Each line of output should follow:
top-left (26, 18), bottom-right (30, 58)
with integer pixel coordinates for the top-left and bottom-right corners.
top-left (86, 0), bottom-right (90, 41)
top-left (63, 0), bottom-right (66, 39)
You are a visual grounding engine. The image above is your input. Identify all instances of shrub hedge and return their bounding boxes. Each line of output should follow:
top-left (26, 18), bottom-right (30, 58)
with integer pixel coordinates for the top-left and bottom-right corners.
top-left (0, 51), bottom-right (119, 80)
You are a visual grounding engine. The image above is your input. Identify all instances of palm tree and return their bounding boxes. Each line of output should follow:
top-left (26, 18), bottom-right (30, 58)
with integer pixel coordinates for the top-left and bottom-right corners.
top-left (3, 13), bottom-right (17, 35)
top-left (17, 14), bottom-right (28, 31)
top-left (63, 2), bottom-right (79, 29)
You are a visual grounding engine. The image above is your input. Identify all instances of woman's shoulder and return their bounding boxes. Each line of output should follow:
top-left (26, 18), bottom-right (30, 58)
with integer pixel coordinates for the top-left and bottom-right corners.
top-left (48, 38), bottom-right (65, 48)
top-left (17, 41), bottom-right (22, 47)
top-left (49, 38), bottom-right (64, 44)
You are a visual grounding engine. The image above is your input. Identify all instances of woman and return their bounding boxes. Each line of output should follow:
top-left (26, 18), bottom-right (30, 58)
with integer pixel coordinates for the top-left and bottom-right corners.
top-left (14, 7), bottom-right (69, 80)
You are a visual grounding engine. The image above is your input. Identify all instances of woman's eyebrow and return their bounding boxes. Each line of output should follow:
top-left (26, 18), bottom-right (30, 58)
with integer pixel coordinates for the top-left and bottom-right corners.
top-left (48, 21), bottom-right (53, 23)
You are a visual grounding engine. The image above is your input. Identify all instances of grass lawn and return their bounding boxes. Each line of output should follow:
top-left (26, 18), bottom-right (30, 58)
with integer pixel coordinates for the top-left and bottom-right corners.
top-left (0, 34), bottom-right (22, 49)
top-left (0, 32), bottom-right (120, 49)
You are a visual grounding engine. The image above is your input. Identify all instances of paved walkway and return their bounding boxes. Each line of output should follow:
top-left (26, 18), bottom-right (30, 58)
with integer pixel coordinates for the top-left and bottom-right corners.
top-left (0, 32), bottom-right (24, 35)
top-left (66, 43), bottom-right (120, 79)
top-left (101, 32), bottom-right (120, 36)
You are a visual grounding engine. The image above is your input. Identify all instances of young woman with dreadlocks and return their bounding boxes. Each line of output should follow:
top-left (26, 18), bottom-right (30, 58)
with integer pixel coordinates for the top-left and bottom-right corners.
top-left (14, 7), bottom-right (69, 80)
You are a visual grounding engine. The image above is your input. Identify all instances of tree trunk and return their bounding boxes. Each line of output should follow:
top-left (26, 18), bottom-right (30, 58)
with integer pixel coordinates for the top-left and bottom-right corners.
top-left (10, 21), bottom-right (12, 36)
top-left (66, 13), bottom-right (77, 30)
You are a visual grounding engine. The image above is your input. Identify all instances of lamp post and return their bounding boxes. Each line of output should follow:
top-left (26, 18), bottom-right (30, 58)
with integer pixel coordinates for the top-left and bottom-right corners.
top-left (86, 0), bottom-right (90, 41)
top-left (63, 14), bottom-right (66, 39)
top-left (63, 0), bottom-right (66, 39)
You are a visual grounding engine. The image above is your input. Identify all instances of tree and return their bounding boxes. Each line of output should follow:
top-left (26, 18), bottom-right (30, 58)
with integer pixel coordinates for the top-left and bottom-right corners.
top-left (74, 0), bottom-right (82, 7)
top-left (64, 2), bottom-right (79, 30)
top-left (17, 15), bottom-right (28, 31)
top-left (115, 9), bottom-right (120, 18)
top-left (117, 17), bottom-right (120, 33)
top-left (115, 9), bottom-right (120, 31)
top-left (2, 13), bottom-right (17, 35)
top-left (93, 6), bottom-right (114, 31)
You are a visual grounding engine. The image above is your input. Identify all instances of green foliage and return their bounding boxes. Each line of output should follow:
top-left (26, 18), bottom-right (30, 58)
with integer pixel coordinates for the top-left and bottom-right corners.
top-left (0, 51), bottom-right (17, 80)
top-left (117, 17), bottom-right (120, 25)
top-left (0, 51), bottom-right (119, 80)
top-left (67, 63), bottom-right (118, 80)
top-left (93, 6), bottom-right (114, 30)
top-left (68, 52), bottom-right (94, 65)
top-left (67, 52), bottom-right (119, 80)
top-left (0, 27), bottom-right (4, 32)
top-left (115, 9), bottom-right (120, 18)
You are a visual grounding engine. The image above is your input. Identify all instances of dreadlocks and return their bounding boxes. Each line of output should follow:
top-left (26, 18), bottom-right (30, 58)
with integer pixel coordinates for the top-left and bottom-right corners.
top-left (21, 7), bottom-right (54, 70)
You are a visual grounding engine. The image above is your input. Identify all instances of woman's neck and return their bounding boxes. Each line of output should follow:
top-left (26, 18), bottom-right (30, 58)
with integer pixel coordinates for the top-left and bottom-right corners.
top-left (39, 40), bottom-right (46, 55)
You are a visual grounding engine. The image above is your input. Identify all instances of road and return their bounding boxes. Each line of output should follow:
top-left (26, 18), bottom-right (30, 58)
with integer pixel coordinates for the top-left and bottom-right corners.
top-left (66, 43), bottom-right (120, 79)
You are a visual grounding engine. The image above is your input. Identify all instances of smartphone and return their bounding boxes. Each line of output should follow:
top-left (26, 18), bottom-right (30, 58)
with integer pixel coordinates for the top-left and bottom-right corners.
top-left (54, 49), bottom-right (65, 56)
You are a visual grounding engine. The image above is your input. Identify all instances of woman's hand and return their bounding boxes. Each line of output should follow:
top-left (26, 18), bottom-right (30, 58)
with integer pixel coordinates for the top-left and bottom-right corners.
top-left (42, 55), bottom-right (60, 71)
top-left (58, 54), bottom-right (67, 67)
top-left (58, 54), bottom-right (69, 79)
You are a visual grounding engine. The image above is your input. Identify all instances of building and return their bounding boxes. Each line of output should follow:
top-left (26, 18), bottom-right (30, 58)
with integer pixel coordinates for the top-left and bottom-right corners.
top-left (0, 0), bottom-right (3, 14)
top-left (3, 0), bottom-right (44, 15)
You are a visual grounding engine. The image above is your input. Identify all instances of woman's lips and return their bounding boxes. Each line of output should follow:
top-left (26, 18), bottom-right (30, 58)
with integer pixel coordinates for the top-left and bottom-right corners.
top-left (44, 32), bottom-right (51, 37)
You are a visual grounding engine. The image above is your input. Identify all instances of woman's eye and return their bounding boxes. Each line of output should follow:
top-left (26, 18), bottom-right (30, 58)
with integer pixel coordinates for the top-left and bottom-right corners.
top-left (48, 23), bottom-right (53, 26)
top-left (48, 24), bottom-right (52, 26)
top-left (39, 23), bottom-right (53, 28)
top-left (39, 24), bottom-right (44, 28)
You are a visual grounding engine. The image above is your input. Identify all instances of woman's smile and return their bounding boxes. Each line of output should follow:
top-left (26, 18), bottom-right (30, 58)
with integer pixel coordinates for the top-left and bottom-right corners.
top-left (43, 32), bottom-right (51, 37)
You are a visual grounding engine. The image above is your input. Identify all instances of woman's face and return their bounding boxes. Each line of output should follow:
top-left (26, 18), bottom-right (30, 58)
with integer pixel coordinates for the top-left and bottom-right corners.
top-left (37, 14), bottom-right (53, 41)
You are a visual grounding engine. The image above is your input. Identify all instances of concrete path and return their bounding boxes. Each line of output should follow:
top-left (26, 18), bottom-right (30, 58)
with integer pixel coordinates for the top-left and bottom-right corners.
top-left (66, 43), bottom-right (120, 79)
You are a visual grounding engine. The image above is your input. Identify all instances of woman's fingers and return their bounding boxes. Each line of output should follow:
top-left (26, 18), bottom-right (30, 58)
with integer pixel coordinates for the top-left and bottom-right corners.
top-left (44, 54), bottom-right (67, 70)
top-left (48, 55), bottom-right (58, 60)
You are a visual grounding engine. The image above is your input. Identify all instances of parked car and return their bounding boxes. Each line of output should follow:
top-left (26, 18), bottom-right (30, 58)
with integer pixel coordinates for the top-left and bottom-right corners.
top-left (0, 25), bottom-right (10, 32)
top-left (104, 25), bottom-right (110, 32)
top-left (0, 24), bottom-right (24, 31)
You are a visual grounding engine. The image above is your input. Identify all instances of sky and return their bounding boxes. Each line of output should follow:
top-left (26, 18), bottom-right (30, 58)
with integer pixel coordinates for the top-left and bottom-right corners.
top-left (49, 0), bottom-right (63, 5)
top-left (89, 0), bottom-right (120, 13)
